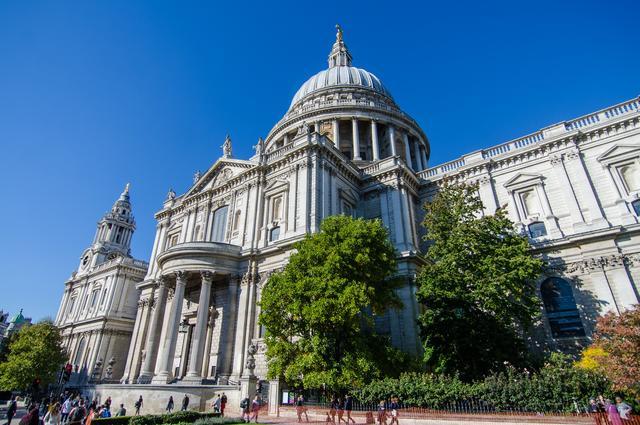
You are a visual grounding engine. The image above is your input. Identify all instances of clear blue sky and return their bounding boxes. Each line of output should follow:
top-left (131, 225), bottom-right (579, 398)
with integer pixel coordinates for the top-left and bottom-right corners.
top-left (1, 0), bottom-right (638, 321)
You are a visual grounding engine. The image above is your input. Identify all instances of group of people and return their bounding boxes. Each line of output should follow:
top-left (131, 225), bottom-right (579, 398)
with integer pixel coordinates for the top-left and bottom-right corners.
top-left (4, 393), bottom-right (127, 425)
top-left (588, 395), bottom-right (633, 424)
top-left (209, 393), bottom-right (228, 416)
top-left (325, 395), bottom-right (357, 424)
top-left (239, 395), bottom-right (261, 423)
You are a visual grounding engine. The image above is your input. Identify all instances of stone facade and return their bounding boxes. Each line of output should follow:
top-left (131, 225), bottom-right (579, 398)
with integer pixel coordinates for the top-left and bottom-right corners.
top-left (57, 26), bottom-right (640, 411)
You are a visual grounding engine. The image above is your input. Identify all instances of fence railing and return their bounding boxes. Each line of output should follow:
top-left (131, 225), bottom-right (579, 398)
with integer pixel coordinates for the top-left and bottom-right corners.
top-left (278, 405), bottom-right (638, 424)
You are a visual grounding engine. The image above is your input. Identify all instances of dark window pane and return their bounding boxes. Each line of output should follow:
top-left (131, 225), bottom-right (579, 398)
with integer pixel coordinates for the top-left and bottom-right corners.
top-left (529, 221), bottom-right (547, 238)
top-left (541, 277), bottom-right (585, 338)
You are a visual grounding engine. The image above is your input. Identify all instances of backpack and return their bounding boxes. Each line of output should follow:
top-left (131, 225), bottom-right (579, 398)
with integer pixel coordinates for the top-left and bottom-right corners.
top-left (71, 407), bottom-right (86, 422)
top-left (240, 399), bottom-right (248, 409)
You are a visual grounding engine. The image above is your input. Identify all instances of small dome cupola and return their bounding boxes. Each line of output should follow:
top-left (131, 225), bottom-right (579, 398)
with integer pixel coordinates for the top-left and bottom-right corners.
top-left (111, 183), bottom-right (132, 218)
top-left (328, 25), bottom-right (352, 68)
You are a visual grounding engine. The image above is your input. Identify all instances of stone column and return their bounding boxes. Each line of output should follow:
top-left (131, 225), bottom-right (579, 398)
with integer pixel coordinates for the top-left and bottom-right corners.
top-left (550, 155), bottom-right (586, 232)
top-left (332, 119), bottom-right (340, 148)
top-left (152, 271), bottom-right (187, 383)
top-left (563, 148), bottom-right (610, 228)
top-left (403, 132), bottom-right (413, 169)
top-left (388, 125), bottom-right (397, 156)
top-left (184, 271), bottom-right (214, 382)
top-left (352, 117), bottom-right (361, 160)
top-left (414, 141), bottom-right (423, 170)
top-left (284, 133), bottom-right (290, 145)
top-left (420, 146), bottom-right (428, 169)
top-left (137, 277), bottom-right (168, 383)
top-left (371, 120), bottom-right (380, 160)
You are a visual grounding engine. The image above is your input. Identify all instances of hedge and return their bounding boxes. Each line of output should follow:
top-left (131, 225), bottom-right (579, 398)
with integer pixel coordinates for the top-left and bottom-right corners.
top-left (355, 354), bottom-right (614, 413)
top-left (92, 411), bottom-right (234, 425)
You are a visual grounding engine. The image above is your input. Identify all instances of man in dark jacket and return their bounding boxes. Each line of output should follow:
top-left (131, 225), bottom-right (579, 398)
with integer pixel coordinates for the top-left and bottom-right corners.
top-left (6, 396), bottom-right (18, 425)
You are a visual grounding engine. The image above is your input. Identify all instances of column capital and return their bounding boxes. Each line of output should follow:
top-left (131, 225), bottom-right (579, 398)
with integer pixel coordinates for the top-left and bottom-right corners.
top-left (201, 270), bottom-right (215, 283)
top-left (175, 270), bottom-right (188, 285)
top-left (156, 275), bottom-right (169, 288)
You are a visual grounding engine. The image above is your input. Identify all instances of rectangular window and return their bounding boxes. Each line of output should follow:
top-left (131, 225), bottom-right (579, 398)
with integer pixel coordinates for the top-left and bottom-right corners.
top-left (211, 206), bottom-right (229, 242)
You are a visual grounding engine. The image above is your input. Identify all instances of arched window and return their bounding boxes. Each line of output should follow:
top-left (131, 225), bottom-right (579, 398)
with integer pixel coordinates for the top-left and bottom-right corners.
top-left (540, 277), bottom-right (585, 338)
top-left (528, 221), bottom-right (547, 238)
top-left (90, 289), bottom-right (100, 308)
top-left (74, 337), bottom-right (86, 366)
top-left (632, 199), bottom-right (640, 216)
top-left (270, 226), bottom-right (280, 242)
top-left (211, 206), bottom-right (229, 242)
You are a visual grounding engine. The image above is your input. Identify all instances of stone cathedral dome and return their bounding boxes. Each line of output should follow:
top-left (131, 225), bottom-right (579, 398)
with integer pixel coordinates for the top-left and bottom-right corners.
top-left (288, 25), bottom-right (393, 111)
top-left (289, 67), bottom-right (392, 110)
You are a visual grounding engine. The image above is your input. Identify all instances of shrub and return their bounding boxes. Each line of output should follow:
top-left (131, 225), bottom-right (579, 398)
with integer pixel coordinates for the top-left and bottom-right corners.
top-left (128, 411), bottom-right (224, 425)
top-left (193, 417), bottom-right (245, 425)
top-left (92, 417), bottom-right (132, 425)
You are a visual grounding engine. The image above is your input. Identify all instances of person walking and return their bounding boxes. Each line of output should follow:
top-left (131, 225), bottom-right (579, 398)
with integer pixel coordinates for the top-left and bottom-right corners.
top-left (615, 397), bottom-right (632, 420)
top-left (99, 406), bottom-right (111, 419)
top-left (295, 395), bottom-right (309, 423)
top-left (337, 398), bottom-right (346, 424)
top-left (20, 404), bottom-right (41, 425)
top-left (220, 393), bottom-right (227, 417)
top-left (134, 396), bottom-right (143, 416)
top-left (212, 395), bottom-right (221, 414)
top-left (6, 396), bottom-right (18, 425)
top-left (240, 397), bottom-right (251, 423)
top-left (344, 395), bottom-right (355, 424)
top-left (166, 396), bottom-right (174, 413)
top-left (67, 400), bottom-right (87, 425)
top-left (605, 399), bottom-right (623, 425)
top-left (61, 397), bottom-right (73, 423)
top-left (329, 397), bottom-right (338, 424)
top-left (181, 395), bottom-right (189, 412)
top-left (377, 400), bottom-right (387, 425)
top-left (114, 404), bottom-right (126, 417)
top-left (44, 403), bottom-right (62, 425)
top-left (388, 397), bottom-right (399, 425)
top-left (249, 396), bottom-right (260, 423)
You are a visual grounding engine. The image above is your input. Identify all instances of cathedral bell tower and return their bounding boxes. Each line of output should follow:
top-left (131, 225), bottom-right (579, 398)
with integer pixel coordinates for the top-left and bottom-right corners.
top-left (78, 184), bottom-right (137, 273)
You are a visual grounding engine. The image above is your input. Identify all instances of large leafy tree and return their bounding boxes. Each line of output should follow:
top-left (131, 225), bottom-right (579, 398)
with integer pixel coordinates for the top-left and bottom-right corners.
top-left (416, 183), bottom-right (543, 381)
top-left (578, 305), bottom-right (640, 396)
top-left (0, 320), bottom-right (66, 391)
top-left (259, 215), bottom-right (406, 392)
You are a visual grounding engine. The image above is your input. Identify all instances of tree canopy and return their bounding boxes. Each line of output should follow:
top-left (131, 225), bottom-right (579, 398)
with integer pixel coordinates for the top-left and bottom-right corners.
top-left (416, 183), bottom-right (543, 381)
top-left (577, 305), bottom-right (640, 397)
top-left (259, 215), bottom-right (407, 392)
top-left (0, 320), bottom-right (66, 391)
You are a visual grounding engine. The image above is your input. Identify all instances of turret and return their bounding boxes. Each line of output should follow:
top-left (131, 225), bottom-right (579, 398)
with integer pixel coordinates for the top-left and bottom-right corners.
top-left (78, 184), bottom-right (137, 273)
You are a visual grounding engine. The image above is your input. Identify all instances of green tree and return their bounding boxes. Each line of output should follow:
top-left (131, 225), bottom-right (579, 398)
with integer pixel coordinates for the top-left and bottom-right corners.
top-left (259, 215), bottom-right (407, 392)
top-left (416, 183), bottom-right (543, 381)
top-left (0, 320), bottom-right (66, 391)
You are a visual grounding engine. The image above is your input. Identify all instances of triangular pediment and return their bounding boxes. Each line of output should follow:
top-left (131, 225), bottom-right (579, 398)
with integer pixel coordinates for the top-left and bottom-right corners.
top-left (184, 158), bottom-right (257, 197)
top-left (265, 178), bottom-right (289, 193)
top-left (597, 144), bottom-right (640, 164)
top-left (503, 173), bottom-right (543, 189)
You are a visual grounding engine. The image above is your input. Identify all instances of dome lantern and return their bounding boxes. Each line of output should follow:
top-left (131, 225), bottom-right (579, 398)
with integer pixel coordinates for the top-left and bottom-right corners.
top-left (328, 24), bottom-right (352, 68)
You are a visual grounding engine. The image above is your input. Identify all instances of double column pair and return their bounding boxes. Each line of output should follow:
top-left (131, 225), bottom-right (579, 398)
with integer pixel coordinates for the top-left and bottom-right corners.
top-left (147, 270), bottom-right (214, 384)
